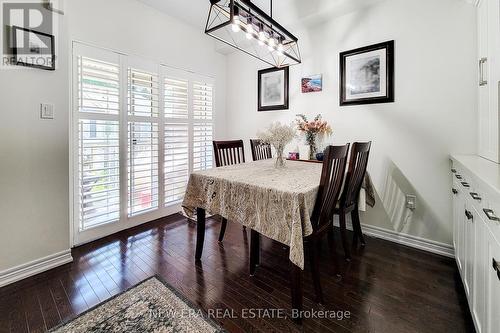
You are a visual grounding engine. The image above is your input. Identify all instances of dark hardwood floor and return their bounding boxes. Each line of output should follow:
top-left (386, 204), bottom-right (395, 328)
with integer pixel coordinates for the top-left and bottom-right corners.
top-left (0, 214), bottom-right (474, 333)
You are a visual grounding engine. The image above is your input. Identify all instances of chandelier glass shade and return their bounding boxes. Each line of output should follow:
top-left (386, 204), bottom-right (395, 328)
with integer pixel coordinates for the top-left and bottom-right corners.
top-left (205, 0), bottom-right (301, 68)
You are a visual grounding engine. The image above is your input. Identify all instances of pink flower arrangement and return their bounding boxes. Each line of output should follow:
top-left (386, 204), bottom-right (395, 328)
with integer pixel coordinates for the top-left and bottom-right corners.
top-left (296, 114), bottom-right (332, 136)
top-left (296, 114), bottom-right (332, 159)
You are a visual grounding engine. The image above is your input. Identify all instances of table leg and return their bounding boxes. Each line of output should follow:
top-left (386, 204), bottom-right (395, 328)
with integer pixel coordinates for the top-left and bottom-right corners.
top-left (290, 262), bottom-right (303, 324)
top-left (250, 230), bottom-right (260, 275)
top-left (195, 208), bottom-right (206, 261)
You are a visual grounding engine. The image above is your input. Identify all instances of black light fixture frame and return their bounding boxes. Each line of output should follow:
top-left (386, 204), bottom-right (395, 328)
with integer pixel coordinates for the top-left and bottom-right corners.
top-left (205, 0), bottom-right (301, 68)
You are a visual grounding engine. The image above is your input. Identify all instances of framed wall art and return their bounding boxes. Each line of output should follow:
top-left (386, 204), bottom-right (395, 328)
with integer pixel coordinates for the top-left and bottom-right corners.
top-left (12, 26), bottom-right (55, 71)
top-left (258, 66), bottom-right (289, 111)
top-left (301, 74), bottom-right (322, 93)
top-left (339, 40), bottom-right (394, 106)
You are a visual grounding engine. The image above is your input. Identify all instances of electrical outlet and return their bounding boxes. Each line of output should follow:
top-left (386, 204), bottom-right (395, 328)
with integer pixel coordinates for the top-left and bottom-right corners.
top-left (406, 195), bottom-right (417, 211)
top-left (40, 103), bottom-right (54, 119)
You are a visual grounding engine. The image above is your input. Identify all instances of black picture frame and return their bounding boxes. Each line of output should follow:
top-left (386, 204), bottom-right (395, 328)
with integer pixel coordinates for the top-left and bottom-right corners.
top-left (12, 26), bottom-right (55, 71)
top-left (258, 66), bottom-right (289, 111)
top-left (339, 40), bottom-right (394, 106)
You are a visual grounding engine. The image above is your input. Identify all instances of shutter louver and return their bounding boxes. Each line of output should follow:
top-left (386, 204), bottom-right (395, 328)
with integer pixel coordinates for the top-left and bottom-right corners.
top-left (78, 57), bottom-right (120, 115)
top-left (193, 81), bottom-right (214, 171)
top-left (165, 78), bottom-right (188, 119)
top-left (193, 123), bottom-right (213, 171)
top-left (164, 123), bottom-right (189, 205)
top-left (128, 69), bottom-right (159, 117)
top-left (193, 82), bottom-right (213, 120)
top-left (164, 76), bottom-right (189, 205)
top-left (128, 122), bottom-right (159, 216)
top-left (78, 119), bottom-right (120, 230)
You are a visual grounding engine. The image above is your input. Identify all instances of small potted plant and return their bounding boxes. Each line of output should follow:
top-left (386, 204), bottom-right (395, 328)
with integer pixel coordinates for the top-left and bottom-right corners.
top-left (296, 114), bottom-right (332, 160)
top-left (258, 122), bottom-right (296, 168)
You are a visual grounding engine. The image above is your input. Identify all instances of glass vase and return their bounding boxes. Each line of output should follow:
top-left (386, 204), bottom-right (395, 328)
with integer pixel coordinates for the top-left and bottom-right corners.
top-left (308, 141), bottom-right (317, 160)
top-left (275, 145), bottom-right (286, 168)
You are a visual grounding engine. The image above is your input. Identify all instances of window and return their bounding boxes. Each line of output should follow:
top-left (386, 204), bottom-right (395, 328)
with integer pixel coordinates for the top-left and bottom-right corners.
top-left (164, 75), bottom-right (189, 205)
top-left (127, 68), bottom-right (160, 216)
top-left (72, 43), bottom-right (214, 243)
top-left (193, 81), bottom-right (214, 171)
top-left (76, 54), bottom-right (121, 231)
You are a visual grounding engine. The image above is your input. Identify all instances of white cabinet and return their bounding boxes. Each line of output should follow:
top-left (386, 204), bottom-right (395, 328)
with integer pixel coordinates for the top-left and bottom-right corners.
top-left (451, 157), bottom-right (500, 333)
top-left (486, 234), bottom-right (500, 333)
top-left (453, 177), bottom-right (466, 271)
top-left (472, 205), bottom-right (488, 333)
top-left (476, 0), bottom-right (500, 163)
top-left (465, 199), bottom-right (476, 299)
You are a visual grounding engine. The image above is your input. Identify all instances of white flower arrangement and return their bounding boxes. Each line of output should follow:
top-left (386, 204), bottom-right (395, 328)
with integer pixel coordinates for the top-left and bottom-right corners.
top-left (257, 122), bottom-right (296, 168)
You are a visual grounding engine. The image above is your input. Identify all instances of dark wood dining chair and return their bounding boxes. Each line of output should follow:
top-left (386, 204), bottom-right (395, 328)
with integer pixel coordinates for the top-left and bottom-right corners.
top-left (334, 141), bottom-right (372, 260)
top-left (213, 140), bottom-right (245, 167)
top-left (250, 144), bottom-right (350, 304)
top-left (250, 139), bottom-right (272, 161)
top-left (212, 140), bottom-right (246, 242)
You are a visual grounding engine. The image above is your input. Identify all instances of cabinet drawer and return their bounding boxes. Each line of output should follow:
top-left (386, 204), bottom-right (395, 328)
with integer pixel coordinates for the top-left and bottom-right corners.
top-left (484, 192), bottom-right (500, 245)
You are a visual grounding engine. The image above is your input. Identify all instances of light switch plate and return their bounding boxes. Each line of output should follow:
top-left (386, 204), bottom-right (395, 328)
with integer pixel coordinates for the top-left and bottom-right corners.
top-left (40, 103), bottom-right (54, 119)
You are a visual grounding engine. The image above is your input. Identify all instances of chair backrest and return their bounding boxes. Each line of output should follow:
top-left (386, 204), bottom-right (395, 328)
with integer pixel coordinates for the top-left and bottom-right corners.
top-left (213, 140), bottom-right (246, 167)
top-left (250, 139), bottom-right (272, 161)
top-left (311, 144), bottom-right (350, 231)
top-left (340, 142), bottom-right (372, 209)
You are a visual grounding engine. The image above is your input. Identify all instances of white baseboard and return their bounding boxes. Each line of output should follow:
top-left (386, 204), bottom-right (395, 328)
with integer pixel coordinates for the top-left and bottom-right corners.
top-left (0, 250), bottom-right (73, 288)
top-left (335, 221), bottom-right (454, 258)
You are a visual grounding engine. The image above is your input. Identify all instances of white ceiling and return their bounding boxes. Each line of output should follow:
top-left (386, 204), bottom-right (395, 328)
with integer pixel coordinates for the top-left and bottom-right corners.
top-left (137, 0), bottom-right (388, 30)
top-left (136, 0), bottom-right (388, 54)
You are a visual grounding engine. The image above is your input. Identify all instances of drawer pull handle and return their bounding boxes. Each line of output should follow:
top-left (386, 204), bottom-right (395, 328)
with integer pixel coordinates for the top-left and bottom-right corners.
top-left (456, 175), bottom-right (463, 180)
top-left (483, 209), bottom-right (500, 222)
top-left (465, 210), bottom-right (473, 221)
top-left (452, 188), bottom-right (458, 195)
top-left (479, 57), bottom-right (488, 86)
top-left (451, 168), bottom-right (457, 173)
top-left (470, 192), bottom-right (482, 201)
top-left (493, 258), bottom-right (500, 281)
top-left (461, 182), bottom-right (470, 188)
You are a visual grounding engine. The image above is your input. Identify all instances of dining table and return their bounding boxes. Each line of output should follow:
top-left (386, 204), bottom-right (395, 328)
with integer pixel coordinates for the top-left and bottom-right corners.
top-left (182, 158), bottom-right (374, 320)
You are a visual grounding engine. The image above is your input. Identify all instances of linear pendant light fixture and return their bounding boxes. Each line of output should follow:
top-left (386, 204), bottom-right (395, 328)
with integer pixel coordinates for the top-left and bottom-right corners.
top-left (205, 0), bottom-right (301, 68)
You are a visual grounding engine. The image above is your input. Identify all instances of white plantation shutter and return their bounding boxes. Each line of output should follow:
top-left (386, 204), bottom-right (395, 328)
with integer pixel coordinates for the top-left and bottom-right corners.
top-left (193, 82), bottom-right (213, 120)
top-left (75, 49), bottom-right (121, 232)
top-left (164, 75), bottom-right (189, 205)
top-left (128, 122), bottom-right (159, 216)
top-left (78, 57), bottom-right (120, 115)
top-left (128, 68), bottom-right (159, 117)
top-left (193, 123), bottom-right (213, 171)
top-left (72, 43), bottom-right (215, 243)
top-left (127, 66), bottom-right (160, 216)
top-left (193, 80), bottom-right (214, 171)
top-left (78, 119), bottom-right (120, 229)
top-left (164, 78), bottom-right (188, 119)
top-left (164, 123), bottom-right (189, 204)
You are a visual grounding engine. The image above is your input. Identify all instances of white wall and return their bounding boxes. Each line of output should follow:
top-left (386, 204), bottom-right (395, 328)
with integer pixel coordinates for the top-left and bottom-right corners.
top-left (226, 0), bottom-right (477, 245)
top-left (0, 0), bottom-right (226, 272)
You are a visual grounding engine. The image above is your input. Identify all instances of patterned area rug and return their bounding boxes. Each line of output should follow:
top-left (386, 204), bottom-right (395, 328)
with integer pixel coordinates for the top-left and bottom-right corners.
top-left (51, 276), bottom-right (224, 333)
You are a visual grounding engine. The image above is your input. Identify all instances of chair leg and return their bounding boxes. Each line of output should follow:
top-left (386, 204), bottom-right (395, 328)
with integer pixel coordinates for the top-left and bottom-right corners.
top-left (250, 230), bottom-right (260, 275)
top-left (308, 240), bottom-right (324, 304)
top-left (218, 217), bottom-right (227, 242)
top-left (339, 212), bottom-right (351, 261)
top-left (290, 262), bottom-right (303, 325)
top-left (327, 225), bottom-right (341, 277)
top-left (351, 209), bottom-right (366, 246)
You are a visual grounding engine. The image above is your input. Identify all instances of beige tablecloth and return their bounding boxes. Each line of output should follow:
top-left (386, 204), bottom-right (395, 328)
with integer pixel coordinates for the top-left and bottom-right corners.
top-left (182, 159), bottom-right (375, 269)
top-left (182, 159), bottom-right (321, 269)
